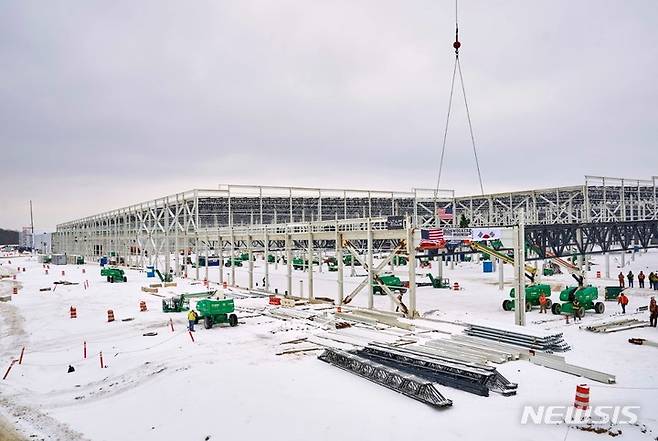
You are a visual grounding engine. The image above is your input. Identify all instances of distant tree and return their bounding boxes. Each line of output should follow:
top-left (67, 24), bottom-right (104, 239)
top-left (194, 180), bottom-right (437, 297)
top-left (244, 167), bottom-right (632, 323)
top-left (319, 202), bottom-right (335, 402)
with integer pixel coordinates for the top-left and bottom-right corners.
top-left (0, 228), bottom-right (20, 245)
top-left (459, 214), bottom-right (470, 228)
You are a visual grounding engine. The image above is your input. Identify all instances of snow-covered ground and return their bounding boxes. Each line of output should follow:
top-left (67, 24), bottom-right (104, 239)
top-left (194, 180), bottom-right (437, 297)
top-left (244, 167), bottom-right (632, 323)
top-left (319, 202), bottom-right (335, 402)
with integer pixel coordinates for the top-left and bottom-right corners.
top-left (1, 250), bottom-right (657, 441)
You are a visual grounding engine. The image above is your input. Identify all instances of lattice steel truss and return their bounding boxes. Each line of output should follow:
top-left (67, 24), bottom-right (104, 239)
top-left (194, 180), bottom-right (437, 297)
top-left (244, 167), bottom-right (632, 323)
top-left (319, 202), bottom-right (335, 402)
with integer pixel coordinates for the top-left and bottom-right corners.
top-left (454, 175), bottom-right (657, 226)
top-left (318, 348), bottom-right (453, 408)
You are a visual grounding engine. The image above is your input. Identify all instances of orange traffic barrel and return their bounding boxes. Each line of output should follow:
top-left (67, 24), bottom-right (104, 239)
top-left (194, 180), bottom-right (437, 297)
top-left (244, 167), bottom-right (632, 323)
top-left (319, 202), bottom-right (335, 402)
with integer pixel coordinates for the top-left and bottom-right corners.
top-left (574, 384), bottom-right (590, 410)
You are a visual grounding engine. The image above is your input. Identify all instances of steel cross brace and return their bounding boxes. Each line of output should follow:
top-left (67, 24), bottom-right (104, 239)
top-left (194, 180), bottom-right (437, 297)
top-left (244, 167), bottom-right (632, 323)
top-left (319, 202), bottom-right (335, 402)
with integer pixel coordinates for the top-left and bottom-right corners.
top-left (341, 241), bottom-right (409, 315)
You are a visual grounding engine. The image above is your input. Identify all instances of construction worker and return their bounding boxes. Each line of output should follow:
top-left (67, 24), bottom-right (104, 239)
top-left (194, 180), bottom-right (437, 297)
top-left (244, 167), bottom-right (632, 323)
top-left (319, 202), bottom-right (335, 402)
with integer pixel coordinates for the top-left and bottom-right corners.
top-left (650, 272), bottom-right (658, 290)
top-left (572, 298), bottom-right (582, 322)
top-left (187, 309), bottom-right (198, 332)
top-left (538, 292), bottom-right (548, 314)
top-left (618, 292), bottom-right (629, 314)
top-left (627, 271), bottom-right (634, 288)
top-left (638, 271), bottom-right (646, 289)
top-left (618, 272), bottom-right (625, 288)
top-left (649, 297), bottom-right (657, 327)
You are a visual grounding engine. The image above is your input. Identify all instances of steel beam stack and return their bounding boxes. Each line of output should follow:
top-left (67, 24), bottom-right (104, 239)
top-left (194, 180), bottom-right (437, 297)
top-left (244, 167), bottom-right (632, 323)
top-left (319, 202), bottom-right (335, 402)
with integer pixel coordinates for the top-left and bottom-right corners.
top-left (318, 348), bottom-right (453, 408)
top-left (583, 318), bottom-right (651, 333)
top-left (464, 324), bottom-right (570, 352)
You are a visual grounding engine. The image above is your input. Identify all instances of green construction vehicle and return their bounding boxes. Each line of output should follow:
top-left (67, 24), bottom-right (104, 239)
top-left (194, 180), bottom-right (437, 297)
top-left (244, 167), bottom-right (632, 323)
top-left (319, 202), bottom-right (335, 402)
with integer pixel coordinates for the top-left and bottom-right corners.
top-left (292, 257), bottom-right (319, 270)
top-left (372, 274), bottom-right (407, 295)
top-left (326, 257), bottom-right (338, 272)
top-left (239, 252), bottom-right (255, 262)
top-left (292, 257), bottom-right (307, 270)
top-left (343, 255), bottom-right (362, 266)
top-left (267, 254), bottom-right (280, 263)
top-left (551, 285), bottom-right (604, 316)
top-left (427, 273), bottom-right (451, 289)
top-left (155, 269), bottom-right (173, 283)
top-left (162, 294), bottom-right (190, 313)
top-left (503, 284), bottom-right (552, 312)
top-left (224, 258), bottom-right (243, 267)
top-left (101, 267), bottom-right (127, 283)
top-left (196, 298), bottom-right (238, 329)
top-left (490, 239), bottom-right (504, 250)
top-left (604, 286), bottom-right (624, 301)
top-left (392, 255), bottom-right (408, 265)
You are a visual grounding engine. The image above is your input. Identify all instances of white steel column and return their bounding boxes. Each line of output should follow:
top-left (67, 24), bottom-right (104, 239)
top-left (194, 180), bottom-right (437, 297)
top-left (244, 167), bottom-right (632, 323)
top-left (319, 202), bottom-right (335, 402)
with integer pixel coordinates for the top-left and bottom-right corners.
top-left (407, 221), bottom-right (417, 318)
top-left (264, 227), bottom-right (270, 292)
top-left (286, 232), bottom-right (292, 296)
top-left (605, 253), bottom-right (610, 279)
top-left (336, 230), bottom-right (344, 305)
top-left (307, 231), bottom-right (314, 301)
top-left (204, 242), bottom-right (209, 282)
top-left (230, 230), bottom-right (236, 286)
top-left (367, 218), bottom-right (374, 309)
top-left (218, 231), bottom-right (224, 285)
top-left (513, 210), bottom-right (526, 326)
top-left (248, 231), bottom-right (254, 290)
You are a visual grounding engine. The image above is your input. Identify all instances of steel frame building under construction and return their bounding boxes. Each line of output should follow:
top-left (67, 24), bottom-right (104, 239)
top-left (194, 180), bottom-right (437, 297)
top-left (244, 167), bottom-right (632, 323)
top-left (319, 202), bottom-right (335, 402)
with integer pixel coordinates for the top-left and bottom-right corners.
top-left (52, 175), bottom-right (658, 318)
top-left (54, 175), bottom-right (658, 260)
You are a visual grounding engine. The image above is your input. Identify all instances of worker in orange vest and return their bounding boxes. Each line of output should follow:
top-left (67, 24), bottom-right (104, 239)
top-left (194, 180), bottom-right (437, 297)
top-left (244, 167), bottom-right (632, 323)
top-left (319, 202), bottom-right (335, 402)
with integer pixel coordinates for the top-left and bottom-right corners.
top-left (618, 292), bottom-right (629, 314)
top-left (538, 293), bottom-right (548, 314)
top-left (618, 272), bottom-right (625, 288)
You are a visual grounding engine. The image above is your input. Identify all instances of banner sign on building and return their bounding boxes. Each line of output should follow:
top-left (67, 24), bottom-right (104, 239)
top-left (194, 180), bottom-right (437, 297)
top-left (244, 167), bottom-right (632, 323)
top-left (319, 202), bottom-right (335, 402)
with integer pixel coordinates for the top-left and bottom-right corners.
top-left (442, 228), bottom-right (472, 240)
top-left (471, 228), bottom-right (503, 241)
top-left (386, 216), bottom-right (404, 230)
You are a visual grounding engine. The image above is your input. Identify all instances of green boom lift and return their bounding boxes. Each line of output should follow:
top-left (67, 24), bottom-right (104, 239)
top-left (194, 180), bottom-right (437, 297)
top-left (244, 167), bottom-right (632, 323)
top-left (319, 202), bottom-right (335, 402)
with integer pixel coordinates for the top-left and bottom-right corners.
top-left (101, 267), bottom-right (127, 283)
top-left (196, 298), bottom-right (238, 328)
top-left (551, 285), bottom-right (605, 317)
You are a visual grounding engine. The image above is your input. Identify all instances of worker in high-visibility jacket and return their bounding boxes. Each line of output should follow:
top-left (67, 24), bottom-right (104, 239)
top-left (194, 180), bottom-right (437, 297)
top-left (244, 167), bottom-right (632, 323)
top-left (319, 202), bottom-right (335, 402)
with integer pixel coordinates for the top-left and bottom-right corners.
top-left (538, 293), bottom-right (548, 314)
top-left (187, 309), bottom-right (198, 332)
top-left (618, 292), bottom-right (629, 314)
top-left (649, 297), bottom-right (657, 328)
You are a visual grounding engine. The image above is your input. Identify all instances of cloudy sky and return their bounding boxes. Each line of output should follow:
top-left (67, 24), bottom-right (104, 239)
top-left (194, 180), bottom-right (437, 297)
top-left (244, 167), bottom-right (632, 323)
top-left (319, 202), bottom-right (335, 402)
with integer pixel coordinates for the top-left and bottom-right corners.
top-left (1, 1), bottom-right (657, 231)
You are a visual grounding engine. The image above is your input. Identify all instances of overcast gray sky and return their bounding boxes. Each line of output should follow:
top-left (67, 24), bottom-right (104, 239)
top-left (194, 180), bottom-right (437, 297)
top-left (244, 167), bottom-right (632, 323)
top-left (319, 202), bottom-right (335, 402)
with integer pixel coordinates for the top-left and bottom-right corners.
top-left (1, 1), bottom-right (657, 231)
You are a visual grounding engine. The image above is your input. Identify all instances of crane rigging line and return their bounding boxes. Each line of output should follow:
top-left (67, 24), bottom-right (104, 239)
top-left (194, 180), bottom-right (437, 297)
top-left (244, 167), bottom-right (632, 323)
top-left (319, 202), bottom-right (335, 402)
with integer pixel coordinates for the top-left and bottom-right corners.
top-left (435, 0), bottom-right (485, 200)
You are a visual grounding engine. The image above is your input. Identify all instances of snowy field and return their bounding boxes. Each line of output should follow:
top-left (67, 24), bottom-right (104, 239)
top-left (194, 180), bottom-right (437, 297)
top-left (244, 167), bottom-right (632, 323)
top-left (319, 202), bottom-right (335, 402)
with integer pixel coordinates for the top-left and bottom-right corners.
top-left (1, 250), bottom-right (657, 441)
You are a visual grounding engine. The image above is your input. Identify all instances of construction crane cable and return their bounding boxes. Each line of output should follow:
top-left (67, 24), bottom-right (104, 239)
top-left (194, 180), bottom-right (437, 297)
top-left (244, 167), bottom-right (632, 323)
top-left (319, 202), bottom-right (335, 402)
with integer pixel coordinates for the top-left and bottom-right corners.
top-left (457, 57), bottom-right (485, 195)
top-left (434, 0), bottom-right (485, 200)
top-left (434, 57), bottom-right (458, 199)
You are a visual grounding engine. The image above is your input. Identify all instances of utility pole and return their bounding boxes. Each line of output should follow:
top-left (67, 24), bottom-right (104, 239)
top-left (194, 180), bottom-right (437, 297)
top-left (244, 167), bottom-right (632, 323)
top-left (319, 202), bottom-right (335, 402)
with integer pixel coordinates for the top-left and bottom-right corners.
top-left (29, 200), bottom-right (35, 252)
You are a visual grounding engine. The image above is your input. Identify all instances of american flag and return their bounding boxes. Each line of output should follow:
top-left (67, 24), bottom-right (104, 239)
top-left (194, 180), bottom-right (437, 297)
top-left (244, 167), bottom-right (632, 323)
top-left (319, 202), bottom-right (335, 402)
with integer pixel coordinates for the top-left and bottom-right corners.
top-left (437, 206), bottom-right (453, 221)
top-left (419, 228), bottom-right (445, 249)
